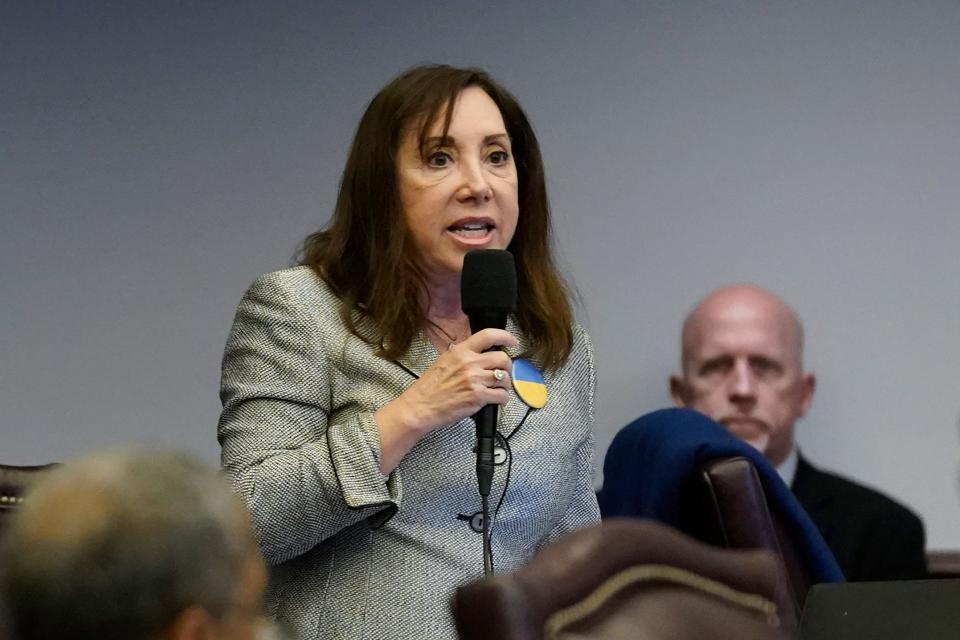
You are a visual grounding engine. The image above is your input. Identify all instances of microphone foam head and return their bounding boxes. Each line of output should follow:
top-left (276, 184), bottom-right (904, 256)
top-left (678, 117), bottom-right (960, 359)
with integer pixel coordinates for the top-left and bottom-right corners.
top-left (460, 250), bottom-right (517, 317)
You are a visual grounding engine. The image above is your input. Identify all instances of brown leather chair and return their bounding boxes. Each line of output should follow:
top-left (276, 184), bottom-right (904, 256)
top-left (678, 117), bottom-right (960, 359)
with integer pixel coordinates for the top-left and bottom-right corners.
top-left (926, 551), bottom-right (960, 579)
top-left (683, 456), bottom-right (815, 618)
top-left (452, 519), bottom-right (798, 640)
top-left (0, 463), bottom-right (58, 544)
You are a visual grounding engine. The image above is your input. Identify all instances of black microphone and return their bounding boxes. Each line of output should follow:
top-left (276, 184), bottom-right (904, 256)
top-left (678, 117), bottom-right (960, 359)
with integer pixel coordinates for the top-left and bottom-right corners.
top-left (461, 249), bottom-right (517, 497)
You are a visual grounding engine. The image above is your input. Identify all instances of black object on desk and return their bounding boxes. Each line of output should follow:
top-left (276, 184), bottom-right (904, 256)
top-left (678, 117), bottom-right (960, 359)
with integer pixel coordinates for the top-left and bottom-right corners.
top-left (801, 579), bottom-right (960, 640)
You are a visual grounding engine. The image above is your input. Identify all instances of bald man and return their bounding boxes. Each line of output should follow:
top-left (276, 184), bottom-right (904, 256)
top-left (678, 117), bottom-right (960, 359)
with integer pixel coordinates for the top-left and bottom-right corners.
top-left (670, 285), bottom-right (926, 582)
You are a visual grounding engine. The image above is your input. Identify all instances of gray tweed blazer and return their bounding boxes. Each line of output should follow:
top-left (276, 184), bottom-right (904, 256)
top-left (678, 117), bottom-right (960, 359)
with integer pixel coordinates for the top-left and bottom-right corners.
top-left (218, 266), bottom-right (600, 640)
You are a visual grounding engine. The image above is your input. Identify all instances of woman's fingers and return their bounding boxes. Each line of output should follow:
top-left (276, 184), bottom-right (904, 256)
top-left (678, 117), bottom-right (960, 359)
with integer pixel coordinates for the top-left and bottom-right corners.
top-left (399, 329), bottom-right (519, 433)
top-left (479, 386), bottom-right (510, 406)
top-left (472, 351), bottom-right (514, 378)
top-left (460, 328), bottom-right (518, 352)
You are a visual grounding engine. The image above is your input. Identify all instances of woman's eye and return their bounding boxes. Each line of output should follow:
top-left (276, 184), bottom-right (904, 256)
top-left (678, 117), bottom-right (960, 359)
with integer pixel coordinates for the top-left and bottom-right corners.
top-left (426, 151), bottom-right (452, 168)
top-left (488, 150), bottom-right (509, 165)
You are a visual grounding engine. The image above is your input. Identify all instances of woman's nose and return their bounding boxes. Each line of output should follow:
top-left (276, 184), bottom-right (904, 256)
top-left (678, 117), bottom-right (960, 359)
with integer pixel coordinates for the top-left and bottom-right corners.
top-left (456, 159), bottom-right (493, 203)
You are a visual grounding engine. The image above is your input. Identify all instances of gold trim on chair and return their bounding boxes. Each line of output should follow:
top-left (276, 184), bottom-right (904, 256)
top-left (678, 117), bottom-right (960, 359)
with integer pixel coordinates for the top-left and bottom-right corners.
top-left (544, 563), bottom-right (780, 639)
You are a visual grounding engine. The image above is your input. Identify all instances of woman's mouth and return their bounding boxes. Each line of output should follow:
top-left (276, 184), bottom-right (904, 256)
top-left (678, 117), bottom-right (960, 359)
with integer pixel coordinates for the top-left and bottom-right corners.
top-left (448, 219), bottom-right (495, 239)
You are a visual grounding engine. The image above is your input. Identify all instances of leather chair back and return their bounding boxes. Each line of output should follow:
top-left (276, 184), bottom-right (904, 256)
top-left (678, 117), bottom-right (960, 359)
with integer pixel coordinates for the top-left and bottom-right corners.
top-left (452, 519), bottom-right (798, 640)
top-left (690, 456), bottom-right (814, 616)
top-left (0, 463), bottom-right (58, 543)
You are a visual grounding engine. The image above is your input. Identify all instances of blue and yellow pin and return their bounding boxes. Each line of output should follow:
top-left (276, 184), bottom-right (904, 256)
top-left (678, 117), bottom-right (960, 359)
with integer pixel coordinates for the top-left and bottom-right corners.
top-left (511, 359), bottom-right (548, 409)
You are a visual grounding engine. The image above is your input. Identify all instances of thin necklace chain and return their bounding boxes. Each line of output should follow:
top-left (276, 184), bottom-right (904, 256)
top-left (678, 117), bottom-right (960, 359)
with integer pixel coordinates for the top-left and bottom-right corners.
top-left (425, 318), bottom-right (462, 351)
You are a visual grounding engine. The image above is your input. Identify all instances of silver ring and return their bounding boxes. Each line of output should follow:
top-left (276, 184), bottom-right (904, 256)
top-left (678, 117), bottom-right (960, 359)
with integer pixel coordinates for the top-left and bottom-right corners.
top-left (492, 368), bottom-right (506, 382)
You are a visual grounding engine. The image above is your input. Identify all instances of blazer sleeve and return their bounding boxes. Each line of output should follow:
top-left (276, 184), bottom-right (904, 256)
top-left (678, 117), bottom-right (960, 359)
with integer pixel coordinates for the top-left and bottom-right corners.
top-left (218, 271), bottom-right (399, 565)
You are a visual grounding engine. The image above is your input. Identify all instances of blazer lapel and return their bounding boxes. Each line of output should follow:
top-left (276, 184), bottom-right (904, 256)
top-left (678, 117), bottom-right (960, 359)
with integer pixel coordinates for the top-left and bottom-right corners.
top-left (499, 316), bottom-right (539, 435)
top-left (395, 329), bottom-right (439, 378)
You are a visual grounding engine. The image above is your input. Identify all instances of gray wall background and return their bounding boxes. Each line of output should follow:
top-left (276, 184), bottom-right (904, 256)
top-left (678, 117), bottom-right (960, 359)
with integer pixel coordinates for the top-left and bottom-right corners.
top-left (3, 1), bottom-right (959, 547)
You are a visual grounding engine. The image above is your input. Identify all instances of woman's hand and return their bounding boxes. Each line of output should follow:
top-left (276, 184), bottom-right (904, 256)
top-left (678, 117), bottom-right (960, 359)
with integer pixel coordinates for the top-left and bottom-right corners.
top-left (375, 328), bottom-right (518, 474)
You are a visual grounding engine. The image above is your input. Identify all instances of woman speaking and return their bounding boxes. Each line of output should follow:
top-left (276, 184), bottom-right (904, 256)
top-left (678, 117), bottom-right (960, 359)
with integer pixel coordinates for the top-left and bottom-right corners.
top-left (217, 65), bottom-right (599, 639)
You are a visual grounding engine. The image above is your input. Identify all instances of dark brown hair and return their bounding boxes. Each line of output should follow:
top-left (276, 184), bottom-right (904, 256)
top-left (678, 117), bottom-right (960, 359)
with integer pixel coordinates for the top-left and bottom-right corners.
top-left (300, 64), bottom-right (574, 370)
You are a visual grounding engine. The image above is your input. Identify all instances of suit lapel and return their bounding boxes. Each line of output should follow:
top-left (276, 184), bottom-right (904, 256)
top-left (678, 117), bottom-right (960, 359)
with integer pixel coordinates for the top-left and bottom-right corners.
top-left (792, 453), bottom-right (833, 512)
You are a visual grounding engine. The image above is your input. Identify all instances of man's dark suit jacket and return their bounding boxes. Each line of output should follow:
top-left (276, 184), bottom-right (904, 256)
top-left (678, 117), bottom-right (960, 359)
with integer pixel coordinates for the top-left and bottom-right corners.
top-left (792, 454), bottom-right (927, 582)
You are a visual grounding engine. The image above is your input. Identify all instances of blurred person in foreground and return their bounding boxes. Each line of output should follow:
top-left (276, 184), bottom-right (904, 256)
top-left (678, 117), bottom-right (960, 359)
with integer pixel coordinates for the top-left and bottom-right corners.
top-left (0, 449), bottom-right (269, 640)
top-left (669, 284), bottom-right (926, 581)
top-left (217, 65), bottom-right (599, 639)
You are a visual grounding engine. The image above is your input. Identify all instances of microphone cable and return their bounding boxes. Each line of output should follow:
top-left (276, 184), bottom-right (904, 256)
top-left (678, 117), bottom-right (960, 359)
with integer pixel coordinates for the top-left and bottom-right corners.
top-left (481, 493), bottom-right (493, 575)
top-left (482, 408), bottom-right (530, 576)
